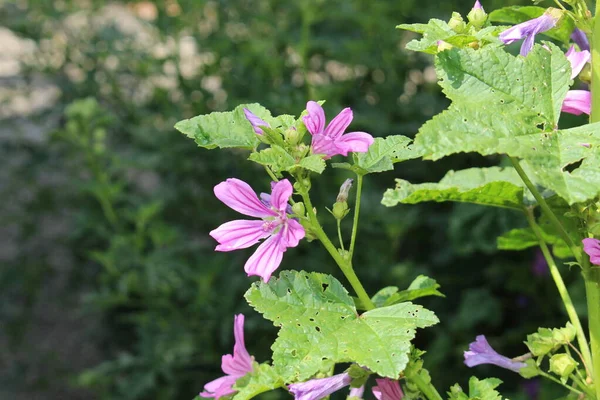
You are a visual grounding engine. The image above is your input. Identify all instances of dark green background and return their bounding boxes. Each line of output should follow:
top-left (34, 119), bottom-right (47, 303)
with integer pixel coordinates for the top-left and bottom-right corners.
top-left (0, 0), bottom-right (582, 399)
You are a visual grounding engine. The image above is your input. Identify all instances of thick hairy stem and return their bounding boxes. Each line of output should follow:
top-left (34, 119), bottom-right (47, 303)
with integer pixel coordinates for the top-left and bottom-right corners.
top-left (299, 185), bottom-right (375, 310)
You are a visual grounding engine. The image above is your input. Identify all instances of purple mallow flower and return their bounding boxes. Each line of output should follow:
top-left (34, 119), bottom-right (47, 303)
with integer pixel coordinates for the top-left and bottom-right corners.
top-left (289, 372), bottom-right (352, 400)
top-left (243, 108), bottom-right (270, 135)
top-left (302, 101), bottom-right (374, 159)
top-left (565, 45), bottom-right (590, 79)
top-left (201, 314), bottom-right (254, 399)
top-left (210, 178), bottom-right (305, 282)
top-left (372, 378), bottom-right (404, 400)
top-left (464, 335), bottom-right (526, 373)
top-left (561, 90), bottom-right (591, 115)
top-left (583, 238), bottom-right (600, 265)
top-left (499, 10), bottom-right (560, 56)
top-left (571, 28), bottom-right (590, 52)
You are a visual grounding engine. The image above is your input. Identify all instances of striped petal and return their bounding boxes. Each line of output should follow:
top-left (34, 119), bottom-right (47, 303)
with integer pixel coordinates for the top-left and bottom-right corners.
top-left (210, 220), bottom-right (270, 251)
top-left (214, 178), bottom-right (276, 218)
top-left (244, 233), bottom-right (285, 282)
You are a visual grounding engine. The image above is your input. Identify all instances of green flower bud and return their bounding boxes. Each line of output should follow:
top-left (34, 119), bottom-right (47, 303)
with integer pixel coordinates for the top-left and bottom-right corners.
top-left (549, 353), bottom-right (578, 378)
top-left (467, 1), bottom-right (487, 29)
top-left (437, 41), bottom-right (453, 52)
top-left (519, 358), bottom-right (540, 379)
top-left (448, 12), bottom-right (466, 33)
top-left (332, 201), bottom-right (350, 220)
top-left (285, 125), bottom-right (306, 146)
top-left (291, 202), bottom-right (305, 217)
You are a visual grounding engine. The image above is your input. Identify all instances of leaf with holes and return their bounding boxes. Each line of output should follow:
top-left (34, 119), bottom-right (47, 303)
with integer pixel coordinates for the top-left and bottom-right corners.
top-left (248, 147), bottom-right (325, 174)
top-left (233, 363), bottom-right (284, 400)
top-left (244, 270), bottom-right (438, 381)
top-left (489, 6), bottom-right (575, 43)
top-left (353, 135), bottom-right (421, 174)
top-left (382, 167), bottom-right (525, 210)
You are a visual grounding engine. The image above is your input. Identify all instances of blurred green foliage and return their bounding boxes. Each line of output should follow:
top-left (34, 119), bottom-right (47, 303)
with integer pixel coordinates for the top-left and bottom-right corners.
top-left (0, 0), bottom-right (582, 399)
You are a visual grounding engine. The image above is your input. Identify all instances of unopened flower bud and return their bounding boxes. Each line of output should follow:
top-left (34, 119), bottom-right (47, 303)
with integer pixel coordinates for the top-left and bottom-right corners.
top-left (549, 353), bottom-right (578, 378)
top-left (291, 202), bottom-right (305, 217)
top-left (467, 0), bottom-right (487, 28)
top-left (332, 201), bottom-right (350, 220)
top-left (284, 126), bottom-right (305, 146)
top-left (448, 12), bottom-right (466, 33)
top-left (336, 179), bottom-right (354, 202)
top-left (437, 40), bottom-right (453, 52)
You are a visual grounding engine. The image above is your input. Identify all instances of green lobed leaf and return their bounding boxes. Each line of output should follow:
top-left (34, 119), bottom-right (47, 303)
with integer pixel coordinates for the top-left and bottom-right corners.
top-left (382, 167), bottom-right (524, 209)
top-left (232, 363), bottom-right (284, 400)
top-left (383, 275), bottom-right (445, 306)
top-left (489, 6), bottom-right (575, 43)
top-left (248, 147), bottom-right (325, 174)
top-left (353, 135), bottom-right (421, 174)
top-left (497, 227), bottom-right (569, 259)
top-left (397, 20), bottom-right (502, 54)
top-left (415, 44), bottom-right (600, 204)
top-left (175, 103), bottom-right (268, 149)
top-left (447, 377), bottom-right (503, 400)
top-left (245, 270), bottom-right (438, 381)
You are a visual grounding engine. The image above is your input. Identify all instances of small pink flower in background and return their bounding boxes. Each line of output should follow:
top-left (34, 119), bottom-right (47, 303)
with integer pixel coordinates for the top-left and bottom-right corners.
top-left (243, 108), bottom-right (270, 135)
top-left (561, 90), bottom-right (591, 115)
top-left (565, 45), bottom-right (590, 79)
top-left (289, 372), bottom-right (352, 400)
top-left (210, 178), bottom-right (305, 282)
top-left (303, 101), bottom-right (374, 159)
top-left (201, 314), bottom-right (254, 399)
top-left (464, 335), bottom-right (526, 373)
top-left (372, 378), bottom-right (404, 400)
top-left (583, 238), bottom-right (600, 265)
top-left (499, 11), bottom-right (559, 56)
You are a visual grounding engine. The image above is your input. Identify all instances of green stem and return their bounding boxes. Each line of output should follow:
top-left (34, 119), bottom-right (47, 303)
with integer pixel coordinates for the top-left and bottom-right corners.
top-left (538, 370), bottom-right (584, 396)
top-left (591, 1), bottom-right (600, 123)
top-left (509, 157), bottom-right (581, 264)
top-left (337, 219), bottom-right (345, 251)
top-left (298, 185), bottom-right (375, 310)
top-left (586, 275), bottom-right (600, 399)
top-left (525, 208), bottom-right (593, 373)
top-left (405, 369), bottom-right (443, 400)
top-left (348, 174), bottom-right (363, 261)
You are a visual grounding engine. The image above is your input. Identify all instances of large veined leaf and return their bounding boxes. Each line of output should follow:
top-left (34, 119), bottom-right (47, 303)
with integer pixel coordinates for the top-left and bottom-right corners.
top-left (489, 6), bottom-right (575, 43)
top-left (415, 44), bottom-right (600, 204)
top-left (382, 167), bottom-right (525, 209)
top-left (354, 135), bottom-right (421, 174)
top-left (245, 271), bottom-right (438, 381)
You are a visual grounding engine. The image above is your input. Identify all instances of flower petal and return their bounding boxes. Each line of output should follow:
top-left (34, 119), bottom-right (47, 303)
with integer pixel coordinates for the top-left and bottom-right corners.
top-left (583, 238), bottom-right (600, 265)
top-left (571, 28), bottom-right (590, 52)
top-left (303, 101), bottom-right (326, 135)
top-left (221, 314), bottom-right (254, 376)
top-left (562, 90), bottom-right (591, 115)
top-left (372, 379), bottom-right (404, 400)
top-left (200, 375), bottom-right (238, 399)
top-left (214, 178), bottom-right (276, 218)
top-left (282, 218), bottom-right (305, 248)
top-left (566, 45), bottom-right (590, 79)
top-left (289, 373), bottom-right (352, 400)
top-left (311, 134), bottom-right (340, 159)
top-left (270, 179), bottom-right (293, 213)
top-left (324, 107), bottom-right (353, 139)
top-left (335, 132), bottom-right (375, 155)
top-left (243, 108), bottom-right (270, 135)
top-left (349, 385), bottom-right (365, 399)
top-left (244, 233), bottom-right (285, 282)
top-left (210, 220), bottom-right (270, 251)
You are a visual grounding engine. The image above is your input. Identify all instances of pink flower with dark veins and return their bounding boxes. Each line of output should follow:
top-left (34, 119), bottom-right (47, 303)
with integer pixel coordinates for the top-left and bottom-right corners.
top-left (302, 101), bottom-right (374, 159)
top-left (210, 178), bottom-right (305, 282)
top-left (372, 378), bottom-right (404, 400)
top-left (561, 90), bottom-right (591, 116)
top-left (583, 238), bottom-right (600, 265)
top-left (200, 314), bottom-right (254, 399)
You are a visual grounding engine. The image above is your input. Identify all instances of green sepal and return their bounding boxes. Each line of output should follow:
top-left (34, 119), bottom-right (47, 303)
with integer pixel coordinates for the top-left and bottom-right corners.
top-left (549, 353), bottom-right (578, 380)
top-left (525, 323), bottom-right (576, 357)
top-left (232, 363), bottom-right (284, 400)
top-left (245, 270), bottom-right (438, 381)
top-left (382, 167), bottom-right (524, 210)
top-left (248, 146), bottom-right (325, 175)
top-left (347, 364), bottom-right (371, 388)
top-left (519, 358), bottom-right (541, 378)
top-left (489, 6), bottom-right (574, 43)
